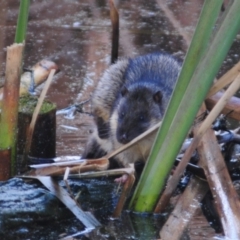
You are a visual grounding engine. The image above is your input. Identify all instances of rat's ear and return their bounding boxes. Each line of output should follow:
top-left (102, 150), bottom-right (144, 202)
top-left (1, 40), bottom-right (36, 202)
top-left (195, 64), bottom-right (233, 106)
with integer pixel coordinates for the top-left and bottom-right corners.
top-left (153, 91), bottom-right (162, 103)
top-left (121, 85), bottom-right (129, 96)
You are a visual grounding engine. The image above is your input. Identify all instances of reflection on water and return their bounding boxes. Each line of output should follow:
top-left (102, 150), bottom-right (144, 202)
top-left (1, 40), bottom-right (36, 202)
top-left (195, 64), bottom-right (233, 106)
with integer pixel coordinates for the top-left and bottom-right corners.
top-left (0, 0), bottom-right (240, 239)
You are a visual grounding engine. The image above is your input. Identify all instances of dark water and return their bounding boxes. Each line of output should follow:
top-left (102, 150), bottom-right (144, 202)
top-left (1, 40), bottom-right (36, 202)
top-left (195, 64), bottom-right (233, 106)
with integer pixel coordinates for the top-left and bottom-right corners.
top-left (0, 0), bottom-right (240, 239)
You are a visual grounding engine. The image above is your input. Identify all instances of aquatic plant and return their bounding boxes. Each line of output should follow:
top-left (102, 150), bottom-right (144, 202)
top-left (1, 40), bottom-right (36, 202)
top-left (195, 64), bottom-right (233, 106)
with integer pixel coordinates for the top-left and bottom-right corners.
top-left (0, 0), bottom-right (29, 178)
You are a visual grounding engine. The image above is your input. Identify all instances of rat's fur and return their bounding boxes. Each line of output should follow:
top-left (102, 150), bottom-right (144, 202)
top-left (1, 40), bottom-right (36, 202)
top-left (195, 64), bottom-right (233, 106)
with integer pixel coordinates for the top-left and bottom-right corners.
top-left (82, 53), bottom-right (181, 167)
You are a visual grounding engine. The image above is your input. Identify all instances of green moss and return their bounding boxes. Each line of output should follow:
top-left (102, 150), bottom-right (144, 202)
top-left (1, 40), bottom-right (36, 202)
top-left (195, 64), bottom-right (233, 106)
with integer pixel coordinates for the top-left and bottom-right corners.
top-left (18, 95), bottom-right (56, 114)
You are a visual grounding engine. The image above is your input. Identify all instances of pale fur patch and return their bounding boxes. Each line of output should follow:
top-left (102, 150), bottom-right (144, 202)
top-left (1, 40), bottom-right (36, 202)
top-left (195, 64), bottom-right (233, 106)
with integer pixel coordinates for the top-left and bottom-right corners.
top-left (86, 126), bottom-right (113, 155)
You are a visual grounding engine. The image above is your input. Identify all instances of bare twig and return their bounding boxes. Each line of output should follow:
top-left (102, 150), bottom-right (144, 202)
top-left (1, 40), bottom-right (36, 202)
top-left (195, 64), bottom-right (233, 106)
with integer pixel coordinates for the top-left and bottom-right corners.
top-left (207, 61), bottom-right (240, 97)
top-left (24, 69), bottom-right (56, 159)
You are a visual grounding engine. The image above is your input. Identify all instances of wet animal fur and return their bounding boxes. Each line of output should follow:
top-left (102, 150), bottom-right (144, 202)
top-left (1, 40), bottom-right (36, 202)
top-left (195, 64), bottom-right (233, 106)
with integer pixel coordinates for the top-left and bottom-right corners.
top-left (82, 53), bottom-right (181, 167)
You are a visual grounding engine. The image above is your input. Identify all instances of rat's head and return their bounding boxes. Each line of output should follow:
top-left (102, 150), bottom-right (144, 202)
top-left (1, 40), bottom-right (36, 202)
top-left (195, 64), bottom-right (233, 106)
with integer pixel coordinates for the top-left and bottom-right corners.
top-left (115, 84), bottom-right (164, 144)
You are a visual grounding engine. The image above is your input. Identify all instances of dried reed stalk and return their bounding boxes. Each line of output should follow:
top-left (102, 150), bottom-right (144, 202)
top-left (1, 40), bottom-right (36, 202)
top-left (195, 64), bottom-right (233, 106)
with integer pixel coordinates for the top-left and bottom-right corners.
top-left (0, 43), bottom-right (24, 176)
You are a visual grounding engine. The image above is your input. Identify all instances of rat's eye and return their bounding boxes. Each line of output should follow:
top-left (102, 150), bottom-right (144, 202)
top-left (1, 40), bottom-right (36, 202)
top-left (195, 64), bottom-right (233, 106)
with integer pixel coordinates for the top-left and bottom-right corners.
top-left (120, 111), bottom-right (125, 119)
top-left (139, 115), bottom-right (145, 121)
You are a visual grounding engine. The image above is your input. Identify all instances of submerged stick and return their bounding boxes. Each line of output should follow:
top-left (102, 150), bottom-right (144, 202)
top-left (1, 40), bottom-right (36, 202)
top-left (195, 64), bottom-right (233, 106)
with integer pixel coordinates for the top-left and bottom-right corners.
top-left (113, 172), bottom-right (135, 218)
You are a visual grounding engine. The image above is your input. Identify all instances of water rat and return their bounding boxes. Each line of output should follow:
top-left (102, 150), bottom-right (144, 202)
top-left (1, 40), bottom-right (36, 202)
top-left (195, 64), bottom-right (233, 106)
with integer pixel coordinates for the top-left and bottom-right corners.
top-left (82, 53), bottom-right (181, 167)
